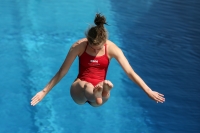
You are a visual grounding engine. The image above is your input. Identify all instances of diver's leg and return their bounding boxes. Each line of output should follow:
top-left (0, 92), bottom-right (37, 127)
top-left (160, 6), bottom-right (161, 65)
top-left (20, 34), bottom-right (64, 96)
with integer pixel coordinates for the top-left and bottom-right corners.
top-left (70, 78), bottom-right (97, 104)
top-left (102, 80), bottom-right (113, 97)
top-left (70, 79), bottom-right (113, 106)
top-left (89, 80), bottom-right (113, 107)
top-left (70, 79), bottom-right (89, 105)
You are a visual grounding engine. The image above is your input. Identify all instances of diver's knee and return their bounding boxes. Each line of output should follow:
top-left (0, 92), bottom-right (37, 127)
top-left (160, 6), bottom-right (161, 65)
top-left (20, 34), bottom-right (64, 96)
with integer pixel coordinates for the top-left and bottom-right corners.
top-left (84, 82), bottom-right (94, 89)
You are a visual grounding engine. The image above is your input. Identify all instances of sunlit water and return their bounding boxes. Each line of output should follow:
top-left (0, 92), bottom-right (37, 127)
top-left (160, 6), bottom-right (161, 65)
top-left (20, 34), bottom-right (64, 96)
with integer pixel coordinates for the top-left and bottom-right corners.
top-left (0, 0), bottom-right (200, 133)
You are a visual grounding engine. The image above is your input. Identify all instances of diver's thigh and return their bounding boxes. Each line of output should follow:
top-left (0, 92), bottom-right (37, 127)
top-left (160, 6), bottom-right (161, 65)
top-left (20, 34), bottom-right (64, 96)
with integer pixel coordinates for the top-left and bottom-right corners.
top-left (70, 79), bottom-right (87, 105)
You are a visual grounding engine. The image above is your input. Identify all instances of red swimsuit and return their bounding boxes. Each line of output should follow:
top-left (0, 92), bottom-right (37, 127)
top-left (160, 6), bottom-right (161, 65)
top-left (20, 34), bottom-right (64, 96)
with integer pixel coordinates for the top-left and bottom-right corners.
top-left (77, 43), bottom-right (109, 86)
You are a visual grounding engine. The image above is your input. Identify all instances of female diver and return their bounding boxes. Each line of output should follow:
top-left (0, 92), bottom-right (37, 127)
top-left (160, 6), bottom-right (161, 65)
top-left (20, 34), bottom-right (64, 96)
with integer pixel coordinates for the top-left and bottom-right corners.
top-left (31, 13), bottom-right (165, 107)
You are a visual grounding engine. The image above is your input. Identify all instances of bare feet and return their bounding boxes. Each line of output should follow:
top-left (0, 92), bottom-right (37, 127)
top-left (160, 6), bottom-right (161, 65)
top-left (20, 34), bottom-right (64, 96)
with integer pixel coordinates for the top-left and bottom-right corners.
top-left (93, 84), bottom-right (103, 105)
top-left (102, 80), bottom-right (113, 97)
top-left (93, 80), bottom-right (113, 105)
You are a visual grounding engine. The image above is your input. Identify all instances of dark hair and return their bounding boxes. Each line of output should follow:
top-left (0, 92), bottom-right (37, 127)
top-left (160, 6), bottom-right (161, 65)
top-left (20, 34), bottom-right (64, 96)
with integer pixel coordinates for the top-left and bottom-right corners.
top-left (86, 13), bottom-right (108, 45)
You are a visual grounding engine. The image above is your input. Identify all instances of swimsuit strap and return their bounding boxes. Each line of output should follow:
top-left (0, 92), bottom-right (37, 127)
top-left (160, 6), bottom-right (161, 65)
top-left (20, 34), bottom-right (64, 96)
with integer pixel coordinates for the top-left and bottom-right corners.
top-left (104, 43), bottom-right (107, 56)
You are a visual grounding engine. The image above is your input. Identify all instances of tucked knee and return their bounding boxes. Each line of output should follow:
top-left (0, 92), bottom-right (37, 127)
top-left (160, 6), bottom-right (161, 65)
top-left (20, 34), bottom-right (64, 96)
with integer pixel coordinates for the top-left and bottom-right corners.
top-left (84, 83), bottom-right (94, 89)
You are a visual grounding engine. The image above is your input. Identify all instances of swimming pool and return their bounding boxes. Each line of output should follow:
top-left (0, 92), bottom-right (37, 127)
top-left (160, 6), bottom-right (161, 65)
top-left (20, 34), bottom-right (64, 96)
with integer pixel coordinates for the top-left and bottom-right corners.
top-left (0, 0), bottom-right (200, 133)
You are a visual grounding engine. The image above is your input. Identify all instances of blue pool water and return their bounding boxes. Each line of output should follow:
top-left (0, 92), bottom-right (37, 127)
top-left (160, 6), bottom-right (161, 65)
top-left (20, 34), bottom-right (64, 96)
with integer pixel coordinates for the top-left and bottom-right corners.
top-left (0, 0), bottom-right (200, 133)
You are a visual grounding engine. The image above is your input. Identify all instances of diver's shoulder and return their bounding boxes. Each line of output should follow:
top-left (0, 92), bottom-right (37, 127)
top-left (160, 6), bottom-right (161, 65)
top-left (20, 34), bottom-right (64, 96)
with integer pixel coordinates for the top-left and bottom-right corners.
top-left (77, 38), bottom-right (88, 44)
top-left (71, 38), bottom-right (87, 48)
top-left (106, 40), bottom-right (119, 49)
top-left (73, 38), bottom-right (87, 46)
top-left (106, 40), bottom-right (115, 45)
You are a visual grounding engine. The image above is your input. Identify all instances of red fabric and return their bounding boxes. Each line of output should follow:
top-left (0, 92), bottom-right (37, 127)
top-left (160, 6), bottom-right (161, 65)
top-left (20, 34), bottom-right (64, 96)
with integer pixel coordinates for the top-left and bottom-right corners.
top-left (77, 43), bottom-right (109, 86)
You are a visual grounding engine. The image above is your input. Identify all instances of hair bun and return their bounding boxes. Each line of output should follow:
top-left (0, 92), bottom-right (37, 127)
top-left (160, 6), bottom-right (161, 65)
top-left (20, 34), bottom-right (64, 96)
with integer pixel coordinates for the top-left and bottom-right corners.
top-left (94, 13), bottom-right (107, 26)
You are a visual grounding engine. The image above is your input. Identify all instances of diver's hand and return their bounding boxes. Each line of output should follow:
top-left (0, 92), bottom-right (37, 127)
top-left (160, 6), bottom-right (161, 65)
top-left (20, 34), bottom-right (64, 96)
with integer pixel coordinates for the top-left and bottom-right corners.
top-left (31, 90), bottom-right (47, 106)
top-left (147, 90), bottom-right (165, 103)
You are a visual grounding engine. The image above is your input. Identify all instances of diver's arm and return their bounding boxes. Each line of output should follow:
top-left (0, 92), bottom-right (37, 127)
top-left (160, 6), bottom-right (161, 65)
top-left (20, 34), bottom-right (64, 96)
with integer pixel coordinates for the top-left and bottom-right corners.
top-left (31, 40), bottom-right (83, 106)
top-left (109, 41), bottom-right (165, 103)
top-left (42, 43), bottom-right (79, 93)
top-left (110, 44), bottom-right (151, 93)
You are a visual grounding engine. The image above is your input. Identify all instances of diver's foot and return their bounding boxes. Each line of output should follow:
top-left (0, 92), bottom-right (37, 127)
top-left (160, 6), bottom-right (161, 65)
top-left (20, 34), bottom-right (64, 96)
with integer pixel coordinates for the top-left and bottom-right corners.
top-left (93, 84), bottom-right (103, 105)
top-left (102, 80), bottom-right (113, 97)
